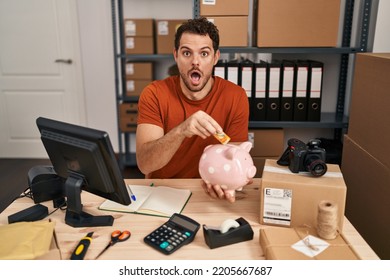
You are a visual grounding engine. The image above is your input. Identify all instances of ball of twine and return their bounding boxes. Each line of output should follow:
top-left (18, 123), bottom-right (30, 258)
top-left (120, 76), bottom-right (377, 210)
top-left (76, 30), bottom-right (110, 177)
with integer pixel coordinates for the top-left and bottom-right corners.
top-left (317, 200), bottom-right (338, 240)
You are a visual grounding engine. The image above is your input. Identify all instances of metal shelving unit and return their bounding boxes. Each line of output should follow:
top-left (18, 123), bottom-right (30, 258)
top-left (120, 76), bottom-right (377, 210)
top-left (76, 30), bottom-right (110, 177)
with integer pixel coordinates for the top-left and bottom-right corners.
top-left (111, 0), bottom-right (372, 168)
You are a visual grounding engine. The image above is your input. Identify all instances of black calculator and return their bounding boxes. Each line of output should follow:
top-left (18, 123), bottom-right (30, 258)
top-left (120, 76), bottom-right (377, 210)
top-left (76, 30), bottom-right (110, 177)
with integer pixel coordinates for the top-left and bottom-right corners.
top-left (144, 213), bottom-right (200, 255)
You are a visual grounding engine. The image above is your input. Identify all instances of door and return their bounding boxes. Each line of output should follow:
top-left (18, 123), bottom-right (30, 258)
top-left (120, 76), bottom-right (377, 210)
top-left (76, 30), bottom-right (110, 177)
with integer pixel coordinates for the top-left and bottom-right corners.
top-left (0, 0), bottom-right (85, 158)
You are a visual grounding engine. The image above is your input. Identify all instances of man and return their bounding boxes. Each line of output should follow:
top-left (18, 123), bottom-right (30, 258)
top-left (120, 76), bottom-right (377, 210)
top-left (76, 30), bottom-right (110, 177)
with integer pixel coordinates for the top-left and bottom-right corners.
top-left (136, 17), bottom-right (249, 202)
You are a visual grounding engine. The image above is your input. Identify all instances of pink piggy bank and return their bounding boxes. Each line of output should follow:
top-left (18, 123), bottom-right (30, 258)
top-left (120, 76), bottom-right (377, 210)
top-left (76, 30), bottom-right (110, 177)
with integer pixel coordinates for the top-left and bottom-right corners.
top-left (199, 141), bottom-right (257, 196)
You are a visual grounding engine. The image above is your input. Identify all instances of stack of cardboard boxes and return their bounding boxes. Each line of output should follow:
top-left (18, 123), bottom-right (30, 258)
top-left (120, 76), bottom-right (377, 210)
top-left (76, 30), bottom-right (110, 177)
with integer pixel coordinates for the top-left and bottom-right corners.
top-left (200, 0), bottom-right (249, 47)
top-left (341, 53), bottom-right (390, 259)
top-left (155, 19), bottom-right (186, 54)
top-left (124, 19), bottom-right (155, 99)
top-left (124, 18), bottom-right (154, 54)
top-left (259, 159), bottom-right (356, 259)
top-left (120, 61), bottom-right (153, 132)
top-left (124, 17), bottom-right (185, 55)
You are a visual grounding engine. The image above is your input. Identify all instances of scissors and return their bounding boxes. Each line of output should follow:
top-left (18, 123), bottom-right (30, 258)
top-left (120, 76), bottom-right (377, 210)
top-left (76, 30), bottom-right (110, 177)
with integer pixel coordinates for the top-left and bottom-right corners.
top-left (95, 230), bottom-right (131, 259)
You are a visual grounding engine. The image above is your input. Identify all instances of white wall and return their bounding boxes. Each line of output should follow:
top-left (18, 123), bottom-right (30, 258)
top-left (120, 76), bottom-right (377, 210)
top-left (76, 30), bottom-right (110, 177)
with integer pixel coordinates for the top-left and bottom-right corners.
top-left (77, 0), bottom-right (118, 150)
top-left (373, 0), bottom-right (390, 52)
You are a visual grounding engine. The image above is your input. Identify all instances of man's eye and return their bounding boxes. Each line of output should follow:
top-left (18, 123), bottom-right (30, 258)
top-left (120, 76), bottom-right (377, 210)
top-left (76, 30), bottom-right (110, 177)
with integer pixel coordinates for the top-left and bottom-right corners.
top-left (201, 52), bottom-right (209, 57)
top-left (183, 51), bottom-right (191, 56)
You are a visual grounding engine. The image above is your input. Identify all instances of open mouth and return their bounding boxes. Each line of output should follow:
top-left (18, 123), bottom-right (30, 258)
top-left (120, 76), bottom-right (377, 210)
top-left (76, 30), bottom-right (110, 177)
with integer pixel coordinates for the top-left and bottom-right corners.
top-left (190, 70), bottom-right (201, 84)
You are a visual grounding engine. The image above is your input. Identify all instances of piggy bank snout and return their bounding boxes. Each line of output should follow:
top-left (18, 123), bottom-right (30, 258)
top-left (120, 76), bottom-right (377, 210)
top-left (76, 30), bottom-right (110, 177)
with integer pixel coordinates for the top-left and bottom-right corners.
top-left (247, 165), bottom-right (257, 179)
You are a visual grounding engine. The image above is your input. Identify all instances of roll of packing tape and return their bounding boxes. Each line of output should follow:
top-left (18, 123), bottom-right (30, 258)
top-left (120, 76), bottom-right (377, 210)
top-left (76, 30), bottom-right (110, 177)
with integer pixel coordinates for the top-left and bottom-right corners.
top-left (220, 219), bottom-right (240, 234)
top-left (317, 200), bottom-right (338, 240)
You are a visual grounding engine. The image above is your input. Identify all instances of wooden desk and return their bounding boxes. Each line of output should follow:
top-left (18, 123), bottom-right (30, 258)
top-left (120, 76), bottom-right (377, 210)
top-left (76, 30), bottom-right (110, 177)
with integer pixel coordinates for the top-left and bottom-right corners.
top-left (0, 179), bottom-right (379, 260)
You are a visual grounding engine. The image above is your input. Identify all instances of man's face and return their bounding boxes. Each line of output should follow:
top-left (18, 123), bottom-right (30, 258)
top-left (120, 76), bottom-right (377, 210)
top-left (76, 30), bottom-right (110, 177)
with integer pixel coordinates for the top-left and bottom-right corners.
top-left (174, 32), bottom-right (220, 100)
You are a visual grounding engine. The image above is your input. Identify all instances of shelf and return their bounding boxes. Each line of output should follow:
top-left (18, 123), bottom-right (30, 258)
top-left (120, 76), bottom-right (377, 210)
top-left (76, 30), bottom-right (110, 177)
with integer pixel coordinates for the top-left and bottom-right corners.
top-left (112, 0), bottom-right (372, 167)
top-left (118, 47), bottom-right (362, 61)
top-left (219, 47), bottom-right (363, 54)
top-left (118, 53), bottom-right (174, 60)
top-left (249, 113), bottom-right (348, 129)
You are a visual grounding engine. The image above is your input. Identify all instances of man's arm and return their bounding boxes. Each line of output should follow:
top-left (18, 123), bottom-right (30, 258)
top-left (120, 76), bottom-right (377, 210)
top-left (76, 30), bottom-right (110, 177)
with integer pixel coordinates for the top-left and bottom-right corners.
top-left (136, 110), bottom-right (223, 176)
top-left (136, 123), bottom-right (185, 176)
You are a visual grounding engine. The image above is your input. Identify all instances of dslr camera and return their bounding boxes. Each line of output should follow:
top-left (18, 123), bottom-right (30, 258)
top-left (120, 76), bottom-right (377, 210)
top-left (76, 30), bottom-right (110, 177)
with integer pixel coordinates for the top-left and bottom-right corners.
top-left (277, 138), bottom-right (327, 177)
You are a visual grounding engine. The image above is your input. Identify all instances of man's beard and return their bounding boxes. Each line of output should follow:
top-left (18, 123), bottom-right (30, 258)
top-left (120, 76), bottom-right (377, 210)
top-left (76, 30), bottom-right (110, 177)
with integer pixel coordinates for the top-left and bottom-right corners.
top-left (180, 70), bottom-right (211, 93)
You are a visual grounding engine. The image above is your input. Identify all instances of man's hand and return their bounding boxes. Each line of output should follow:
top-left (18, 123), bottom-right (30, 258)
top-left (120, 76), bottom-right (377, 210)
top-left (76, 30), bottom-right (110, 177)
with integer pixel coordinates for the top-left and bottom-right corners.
top-left (179, 110), bottom-right (223, 139)
top-left (201, 181), bottom-right (236, 203)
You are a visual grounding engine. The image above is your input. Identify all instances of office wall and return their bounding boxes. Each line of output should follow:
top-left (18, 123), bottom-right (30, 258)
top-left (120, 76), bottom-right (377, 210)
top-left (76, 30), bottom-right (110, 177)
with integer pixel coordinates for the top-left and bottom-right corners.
top-left (372, 0), bottom-right (390, 52)
top-left (77, 0), bottom-right (118, 150)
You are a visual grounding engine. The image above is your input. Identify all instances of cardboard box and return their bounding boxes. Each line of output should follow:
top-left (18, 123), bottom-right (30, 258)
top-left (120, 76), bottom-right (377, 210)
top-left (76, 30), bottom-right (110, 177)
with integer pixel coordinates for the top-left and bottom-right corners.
top-left (252, 156), bottom-right (278, 178)
top-left (259, 226), bottom-right (360, 260)
top-left (207, 16), bottom-right (248, 47)
top-left (125, 37), bottom-right (154, 54)
top-left (125, 79), bottom-right (152, 97)
top-left (156, 19), bottom-right (185, 54)
top-left (124, 19), bottom-right (154, 37)
top-left (248, 129), bottom-right (284, 157)
top-left (200, 0), bottom-right (249, 16)
top-left (348, 53), bottom-right (390, 168)
top-left (260, 159), bottom-right (346, 231)
top-left (120, 102), bottom-right (138, 115)
top-left (256, 0), bottom-right (341, 47)
top-left (120, 114), bottom-right (138, 132)
top-left (125, 62), bottom-right (153, 80)
top-left (341, 135), bottom-right (390, 259)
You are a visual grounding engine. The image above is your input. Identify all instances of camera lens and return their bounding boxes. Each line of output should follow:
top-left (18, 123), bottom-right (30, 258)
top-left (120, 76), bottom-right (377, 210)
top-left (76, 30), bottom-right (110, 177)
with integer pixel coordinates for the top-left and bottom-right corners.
top-left (307, 159), bottom-right (327, 177)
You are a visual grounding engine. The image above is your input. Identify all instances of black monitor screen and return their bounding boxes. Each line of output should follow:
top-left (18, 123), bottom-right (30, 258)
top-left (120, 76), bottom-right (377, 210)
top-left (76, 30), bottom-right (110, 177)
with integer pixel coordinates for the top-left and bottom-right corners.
top-left (35, 117), bottom-right (131, 227)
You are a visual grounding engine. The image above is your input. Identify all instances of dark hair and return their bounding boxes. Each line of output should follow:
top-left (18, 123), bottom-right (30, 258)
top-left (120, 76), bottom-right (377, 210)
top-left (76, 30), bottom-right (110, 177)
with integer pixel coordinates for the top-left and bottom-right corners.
top-left (174, 17), bottom-right (219, 52)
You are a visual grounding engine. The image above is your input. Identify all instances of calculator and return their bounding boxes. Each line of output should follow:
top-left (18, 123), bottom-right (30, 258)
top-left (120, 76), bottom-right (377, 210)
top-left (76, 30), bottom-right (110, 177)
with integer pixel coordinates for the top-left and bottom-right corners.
top-left (144, 213), bottom-right (200, 255)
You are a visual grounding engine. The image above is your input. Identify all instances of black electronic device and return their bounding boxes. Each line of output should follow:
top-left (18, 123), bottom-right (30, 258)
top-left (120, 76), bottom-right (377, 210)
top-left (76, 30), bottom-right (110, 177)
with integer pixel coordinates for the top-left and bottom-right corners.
top-left (32, 117), bottom-right (131, 228)
top-left (277, 138), bottom-right (327, 177)
top-left (144, 213), bottom-right (200, 255)
top-left (28, 165), bottom-right (64, 204)
top-left (8, 204), bottom-right (49, 223)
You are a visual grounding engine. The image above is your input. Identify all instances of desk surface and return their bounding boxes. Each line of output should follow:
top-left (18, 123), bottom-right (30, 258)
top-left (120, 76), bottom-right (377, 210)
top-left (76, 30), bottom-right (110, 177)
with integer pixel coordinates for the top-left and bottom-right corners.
top-left (0, 178), bottom-right (379, 260)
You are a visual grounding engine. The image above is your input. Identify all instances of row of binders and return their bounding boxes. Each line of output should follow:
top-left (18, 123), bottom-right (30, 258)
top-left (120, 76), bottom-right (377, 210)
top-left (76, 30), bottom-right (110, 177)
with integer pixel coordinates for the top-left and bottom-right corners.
top-left (214, 59), bottom-right (324, 122)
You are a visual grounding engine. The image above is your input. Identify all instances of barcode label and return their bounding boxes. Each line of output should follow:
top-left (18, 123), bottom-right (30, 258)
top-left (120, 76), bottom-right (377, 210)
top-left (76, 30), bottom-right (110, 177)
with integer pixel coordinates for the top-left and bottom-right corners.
top-left (263, 187), bottom-right (292, 226)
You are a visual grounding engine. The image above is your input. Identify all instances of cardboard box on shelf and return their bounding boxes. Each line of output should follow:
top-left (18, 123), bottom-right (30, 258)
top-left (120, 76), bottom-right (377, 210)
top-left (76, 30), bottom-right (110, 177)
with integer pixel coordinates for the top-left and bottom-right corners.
top-left (260, 159), bottom-right (346, 231)
top-left (125, 62), bottom-right (153, 80)
top-left (341, 134), bottom-right (390, 259)
top-left (120, 114), bottom-right (138, 132)
top-left (125, 79), bottom-right (152, 97)
top-left (124, 18), bottom-right (154, 37)
top-left (200, 0), bottom-right (249, 16)
top-left (256, 0), bottom-right (341, 47)
top-left (248, 129), bottom-right (284, 157)
top-left (207, 16), bottom-right (248, 47)
top-left (259, 226), bottom-right (360, 260)
top-left (125, 37), bottom-right (154, 54)
top-left (156, 19), bottom-right (186, 54)
top-left (347, 53), bottom-right (390, 168)
top-left (120, 102), bottom-right (138, 115)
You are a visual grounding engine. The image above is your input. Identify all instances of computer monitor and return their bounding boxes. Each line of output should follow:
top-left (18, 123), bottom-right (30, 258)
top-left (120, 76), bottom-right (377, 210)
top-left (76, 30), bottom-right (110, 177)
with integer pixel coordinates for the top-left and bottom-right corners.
top-left (34, 117), bottom-right (131, 227)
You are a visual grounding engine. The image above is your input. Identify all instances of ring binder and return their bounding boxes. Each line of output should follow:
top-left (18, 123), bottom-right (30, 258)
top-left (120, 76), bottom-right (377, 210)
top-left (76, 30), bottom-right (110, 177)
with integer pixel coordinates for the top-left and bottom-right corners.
top-left (266, 60), bottom-right (281, 121)
top-left (307, 60), bottom-right (324, 122)
top-left (251, 60), bottom-right (268, 121)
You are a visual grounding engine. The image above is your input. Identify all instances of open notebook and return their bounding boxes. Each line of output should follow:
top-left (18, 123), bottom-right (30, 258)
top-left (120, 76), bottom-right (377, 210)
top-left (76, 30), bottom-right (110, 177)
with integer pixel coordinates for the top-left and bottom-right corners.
top-left (98, 185), bottom-right (192, 218)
